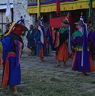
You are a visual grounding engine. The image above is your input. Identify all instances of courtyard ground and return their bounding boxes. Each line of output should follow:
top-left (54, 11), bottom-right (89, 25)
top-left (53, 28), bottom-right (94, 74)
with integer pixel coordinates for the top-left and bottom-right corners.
top-left (0, 51), bottom-right (95, 96)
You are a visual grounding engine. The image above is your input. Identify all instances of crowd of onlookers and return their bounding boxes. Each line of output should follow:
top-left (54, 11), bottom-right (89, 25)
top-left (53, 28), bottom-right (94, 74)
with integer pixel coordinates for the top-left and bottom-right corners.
top-left (26, 22), bottom-right (50, 57)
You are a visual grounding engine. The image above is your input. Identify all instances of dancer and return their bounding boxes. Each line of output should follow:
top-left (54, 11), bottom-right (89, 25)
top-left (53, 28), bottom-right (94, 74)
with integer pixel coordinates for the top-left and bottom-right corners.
top-left (72, 20), bottom-right (94, 75)
top-left (56, 19), bottom-right (69, 67)
top-left (0, 22), bottom-right (27, 95)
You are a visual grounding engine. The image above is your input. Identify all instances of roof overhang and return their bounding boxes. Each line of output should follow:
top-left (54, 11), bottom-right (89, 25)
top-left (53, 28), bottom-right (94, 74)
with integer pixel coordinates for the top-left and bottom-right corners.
top-left (0, 3), bottom-right (13, 10)
top-left (27, 0), bottom-right (95, 14)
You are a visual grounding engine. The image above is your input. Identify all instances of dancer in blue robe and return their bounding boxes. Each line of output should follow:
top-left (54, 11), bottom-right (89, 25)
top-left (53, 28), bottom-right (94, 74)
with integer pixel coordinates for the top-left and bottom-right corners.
top-left (0, 22), bottom-right (27, 95)
top-left (72, 20), bottom-right (94, 75)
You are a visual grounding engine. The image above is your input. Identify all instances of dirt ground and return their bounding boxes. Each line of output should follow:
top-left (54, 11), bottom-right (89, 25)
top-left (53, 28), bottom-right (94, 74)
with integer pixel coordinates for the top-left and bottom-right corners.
top-left (0, 51), bottom-right (95, 96)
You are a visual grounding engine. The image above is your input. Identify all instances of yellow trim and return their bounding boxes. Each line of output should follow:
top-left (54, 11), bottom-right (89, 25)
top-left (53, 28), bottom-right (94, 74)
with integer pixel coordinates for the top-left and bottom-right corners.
top-left (74, 48), bottom-right (89, 51)
top-left (4, 22), bottom-right (16, 36)
top-left (27, 0), bottom-right (95, 14)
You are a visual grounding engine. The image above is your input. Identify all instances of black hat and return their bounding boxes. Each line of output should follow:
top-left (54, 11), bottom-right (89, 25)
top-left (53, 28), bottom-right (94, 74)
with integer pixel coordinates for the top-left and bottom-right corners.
top-left (75, 20), bottom-right (84, 26)
top-left (63, 19), bottom-right (69, 24)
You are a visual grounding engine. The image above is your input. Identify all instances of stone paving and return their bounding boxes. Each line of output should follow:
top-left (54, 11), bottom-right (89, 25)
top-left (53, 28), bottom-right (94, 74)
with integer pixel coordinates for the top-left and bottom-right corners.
top-left (0, 51), bottom-right (95, 96)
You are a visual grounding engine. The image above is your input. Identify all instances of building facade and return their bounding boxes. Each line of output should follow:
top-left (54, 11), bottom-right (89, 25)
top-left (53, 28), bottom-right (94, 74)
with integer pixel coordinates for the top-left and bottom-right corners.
top-left (27, 0), bottom-right (95, 23)
top-left (0, 0), bottom-right (32, 32)
top-left (0, 0), bottom-right (13, 33)
top-left (13, 0), bottom-right (33, 29)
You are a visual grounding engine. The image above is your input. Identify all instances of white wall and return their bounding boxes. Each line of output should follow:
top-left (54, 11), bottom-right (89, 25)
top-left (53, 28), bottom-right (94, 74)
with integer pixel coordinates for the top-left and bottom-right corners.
top-left (0, 0), bottom-right (35, 32)
top-left (0, 0), bottom-right (13, 4)
top-left (13, 0), bottom-right (34, 29)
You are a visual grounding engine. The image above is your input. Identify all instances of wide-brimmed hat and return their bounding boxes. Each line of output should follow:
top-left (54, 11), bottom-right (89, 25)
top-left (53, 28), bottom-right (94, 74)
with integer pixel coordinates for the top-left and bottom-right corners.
top-left (63, 19), bottom-right (69, 24)
top-left (13, 23), bottom-right (28, 31)
top-left (5, 22), bottom-right (28, 36)
top-left (12, 22), bottom-right (28, 36)
top-left (75, 20), bottom-right (84, 26)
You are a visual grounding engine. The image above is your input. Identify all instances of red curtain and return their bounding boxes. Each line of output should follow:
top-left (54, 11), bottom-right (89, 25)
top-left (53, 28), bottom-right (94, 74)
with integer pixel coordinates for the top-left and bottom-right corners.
top-left (50, 16), bottom-right (65, 28)
top-left (50, 16), bottom-right (75, 31)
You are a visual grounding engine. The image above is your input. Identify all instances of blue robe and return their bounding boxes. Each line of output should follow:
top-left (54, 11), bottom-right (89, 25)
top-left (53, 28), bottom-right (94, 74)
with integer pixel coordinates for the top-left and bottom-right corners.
top-left (1, 33), bottom-right (22, 87)
top-left (88, 32), bottom-right (95, 59)
top-left (72, 29), bottom-right (94, 72)
top-left (26, 30), bottom-right (36, 49)
top-left (35, 29), bottom-right (42, 56)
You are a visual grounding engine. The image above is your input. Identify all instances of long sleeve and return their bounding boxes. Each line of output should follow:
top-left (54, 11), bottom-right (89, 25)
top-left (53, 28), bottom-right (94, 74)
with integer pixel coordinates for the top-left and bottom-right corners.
top-left (15, 40), bottom-right (22, 65)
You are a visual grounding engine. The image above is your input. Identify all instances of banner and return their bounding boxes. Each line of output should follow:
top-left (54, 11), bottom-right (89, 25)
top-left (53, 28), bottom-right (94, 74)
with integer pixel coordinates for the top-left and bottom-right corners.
top-left (56, 0), bottom-right (60, 16)
top-left (6, 1), bottom-right (11, 17)
top-left (50, 16), bottom-right (66, 28)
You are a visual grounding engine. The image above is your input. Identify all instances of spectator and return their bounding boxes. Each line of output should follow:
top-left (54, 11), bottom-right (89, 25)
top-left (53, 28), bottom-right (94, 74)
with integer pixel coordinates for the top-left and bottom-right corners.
top-left (26, 25), bottom-right (36, 56)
